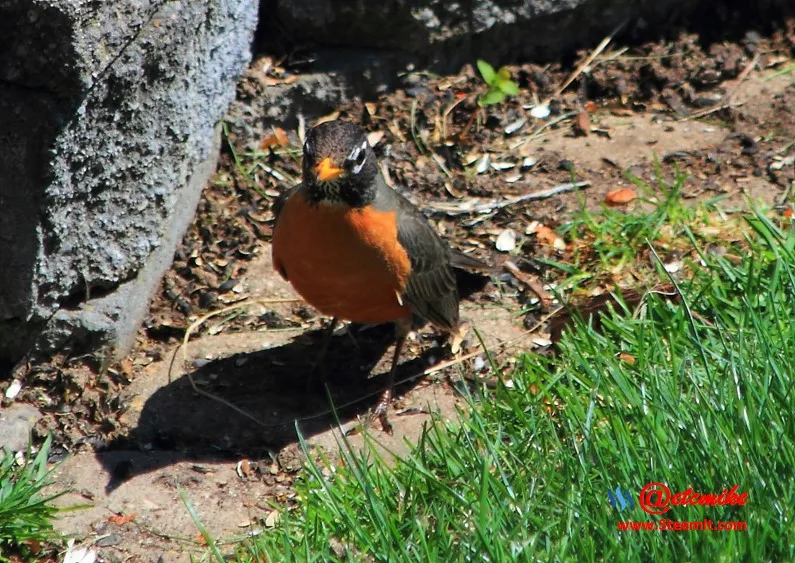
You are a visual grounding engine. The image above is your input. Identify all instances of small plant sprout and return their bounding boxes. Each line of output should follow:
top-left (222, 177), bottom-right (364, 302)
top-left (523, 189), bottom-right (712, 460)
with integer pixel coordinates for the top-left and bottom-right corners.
top-left (476, 59), bottom-right (520, 106)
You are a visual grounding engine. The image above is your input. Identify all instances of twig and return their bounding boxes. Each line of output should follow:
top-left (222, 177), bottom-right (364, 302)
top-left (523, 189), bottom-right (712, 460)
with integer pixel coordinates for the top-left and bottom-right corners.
top-left (171, 297), bottom-right (303, 428)
top-left (503, 261), bottom-right (553, 306)
top-left (426, 181), bottom-right (591, 216)
top-left (169, 304), bottom-right (563, 429)
top-left (725, 53), bottom-right (762, 100)
top-left (542, 21), bottom-right (627, 106)
top-left (678, 101), bottom-right (747, 122)
top-left (678, 53), bottom-right (760, 122)
top-left (431, 152), bottom-right (454, 179)
top-left (510, 112), bottom-right (577, 152)
top-left (441, 94), bottom-right (474, 140)
top-left (422, 306), bottom-right (563, 377)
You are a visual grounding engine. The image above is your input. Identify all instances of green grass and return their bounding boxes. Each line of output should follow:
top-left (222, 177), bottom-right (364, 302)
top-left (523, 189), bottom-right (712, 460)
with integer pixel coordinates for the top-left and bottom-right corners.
top-left (558, 165), bottom-right (729, 276)
top-left (217, 206), bottom-right (795, 562)
top-left (0, 436), bottom-right (63, 561)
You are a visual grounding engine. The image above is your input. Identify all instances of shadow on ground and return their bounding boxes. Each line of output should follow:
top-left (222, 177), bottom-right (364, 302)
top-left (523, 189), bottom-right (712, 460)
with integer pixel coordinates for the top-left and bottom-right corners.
top-left (98, 270), bottom-right (490, 490)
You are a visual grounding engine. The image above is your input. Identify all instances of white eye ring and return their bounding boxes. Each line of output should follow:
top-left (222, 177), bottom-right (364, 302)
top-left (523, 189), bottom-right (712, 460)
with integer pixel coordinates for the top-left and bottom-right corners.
top-left (349, 140), bottom-right (369, 174)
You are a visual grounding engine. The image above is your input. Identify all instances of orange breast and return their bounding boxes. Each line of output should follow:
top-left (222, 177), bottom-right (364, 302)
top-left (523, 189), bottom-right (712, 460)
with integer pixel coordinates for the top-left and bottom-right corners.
top-left (272, 191), bottom-right (412, 324)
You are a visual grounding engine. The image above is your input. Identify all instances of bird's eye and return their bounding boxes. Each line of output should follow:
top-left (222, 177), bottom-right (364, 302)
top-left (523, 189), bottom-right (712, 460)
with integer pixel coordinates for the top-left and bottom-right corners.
top-left (346, 141), bottom-right (369, 174)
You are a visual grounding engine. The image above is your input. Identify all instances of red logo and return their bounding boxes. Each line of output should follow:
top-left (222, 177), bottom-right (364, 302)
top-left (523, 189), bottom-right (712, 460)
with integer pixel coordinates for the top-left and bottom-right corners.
top-left (639, 483), bottom-right (749, 515)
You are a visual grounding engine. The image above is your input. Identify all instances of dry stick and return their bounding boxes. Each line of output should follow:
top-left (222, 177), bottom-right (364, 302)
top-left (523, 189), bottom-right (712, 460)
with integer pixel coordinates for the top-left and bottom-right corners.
top-left (677, 101), bottom-right (748, 122)
top-left (441, 94), bottom-right (472, 140)
top-left (541, 20), bottom-right (627, 107)
top-left (431, 152), bottom-right (454, 179)
top-left (427, 181), bottom-right (591, 216)
top-left (503, 261), bottom-right (553, 306)
top-left (525, 112), bottom-right (576, 142)
top-left (678, 53), bottom-right (760, 122)
top-left (294, 306), bottom-right (565, 423)
top-left (174, 298), bottom-right (303, 428)
top-left (519, 22), bottom-right (624, 154)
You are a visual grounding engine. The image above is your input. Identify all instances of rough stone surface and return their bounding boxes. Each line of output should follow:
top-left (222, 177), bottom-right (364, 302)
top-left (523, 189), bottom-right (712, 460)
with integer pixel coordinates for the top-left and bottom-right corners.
top-left (0, 0), bottom-right (258, 362)
top-left (0, 403), bottom-right (42, 453)
top-left (274, 0), bottom-right (792, 68)
top-left (276, 0), bottom-right (586, 60)
top-left (250, 0), bottom-right (793, 134)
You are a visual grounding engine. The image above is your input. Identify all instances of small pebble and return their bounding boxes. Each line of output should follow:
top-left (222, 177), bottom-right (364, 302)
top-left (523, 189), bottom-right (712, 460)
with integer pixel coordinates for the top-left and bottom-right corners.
top-left (495, 229), bottom-right (517, 252)
top-left (529, 104), bottom-right (550, 119)
top-left (4, 379), bottom-right (21, 399)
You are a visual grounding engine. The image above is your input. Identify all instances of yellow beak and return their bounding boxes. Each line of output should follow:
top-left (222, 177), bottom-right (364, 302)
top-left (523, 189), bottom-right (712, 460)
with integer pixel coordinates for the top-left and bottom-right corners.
top-left (314, 157), bottom-right (343, 182)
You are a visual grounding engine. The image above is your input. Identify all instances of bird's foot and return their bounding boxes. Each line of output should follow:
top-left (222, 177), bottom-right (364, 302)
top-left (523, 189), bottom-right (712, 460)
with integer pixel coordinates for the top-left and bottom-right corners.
top-left (306, 361), bottom-right (327, 393)
top-left (371, 389), bottom-right (394, 435)
top-left (342, 388), bottom-right (394, 436)
top-left (449, 321), bottom-right (472, 356)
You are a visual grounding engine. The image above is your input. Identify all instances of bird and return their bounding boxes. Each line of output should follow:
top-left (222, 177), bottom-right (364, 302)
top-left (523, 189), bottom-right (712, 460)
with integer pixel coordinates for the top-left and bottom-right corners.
top-left (271, 119), bottom-right (486, 431)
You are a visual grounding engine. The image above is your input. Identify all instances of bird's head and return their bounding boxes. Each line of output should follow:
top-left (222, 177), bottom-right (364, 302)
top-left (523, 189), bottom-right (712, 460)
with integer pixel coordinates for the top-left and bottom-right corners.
top-left (302, 120), bottom-right (379, 207)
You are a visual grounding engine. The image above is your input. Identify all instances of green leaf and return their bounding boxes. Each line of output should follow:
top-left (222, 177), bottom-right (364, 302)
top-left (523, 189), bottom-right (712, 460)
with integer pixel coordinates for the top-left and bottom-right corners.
top-left (478, 89), bottom-right (505, 106)
top-left (476, 59), bottom-right (497, 85)
top-left (496, 78), bottom-right (519, 96)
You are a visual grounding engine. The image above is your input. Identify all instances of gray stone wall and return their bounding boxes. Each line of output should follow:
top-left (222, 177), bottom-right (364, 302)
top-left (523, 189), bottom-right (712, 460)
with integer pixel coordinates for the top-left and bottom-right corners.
top-left (0, 0), bottom-right (257, 363)
top-left (275, 0), bottom-right (790, 67)
top-left (251, 0), bottom-right (791, 134)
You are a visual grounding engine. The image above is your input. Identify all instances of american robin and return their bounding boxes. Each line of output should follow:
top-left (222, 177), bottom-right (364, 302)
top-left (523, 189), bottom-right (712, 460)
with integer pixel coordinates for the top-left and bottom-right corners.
top-left (271, 119), bottom-right (486, 430)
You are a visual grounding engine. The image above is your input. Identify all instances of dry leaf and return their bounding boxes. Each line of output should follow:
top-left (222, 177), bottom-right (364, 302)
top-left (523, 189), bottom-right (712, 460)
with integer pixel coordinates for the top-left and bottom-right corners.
top-left (610, 108), bottom-right (634, 117)
top-left (237, 459), bottom-right (254, 478)
top-left (265, 510), bottom-right (280, 528)
top-left (574, 111), bottom-right (591, 136)
top-left (24, 540), bottom-right (42, 555)
top-left (364, 102), bottom-right (377, 115)
top-left (584, 101), bottom-right (598, 112)
top-left (618, 352), bottom-right (636, 365)
top-left (261, 127), bottom-right (289, 150)
top-left (531, 336), bottom-right (552, 347)
top-left (476, 154), bottom-right (490, 174)
top-left (63, 540), bottom-right (97, 563)
top-left (367, 130), bottom-right (385, 147)
top-left (530, 104), bottom-right (550, 119)
top-left (533, 225), bottom-right (560, 247)
top-left (495, 229), bottom-right (517, 252)
top-left (698, 226), bottom-right (721, 236)
top-left (119, 358), bottom-right (134, 377)
top-left (664, 260), bottom-right (681, 273)
top-left (108, 513), bottom-right (136, 526)
top-left (605, 188), bottom-right (637, 206)
top-left (314, 111), bottom-right (341, 125)
top-left (505, 118), bottom-right (526, 134)
top-left (4, 379), bottom-right (21, 399)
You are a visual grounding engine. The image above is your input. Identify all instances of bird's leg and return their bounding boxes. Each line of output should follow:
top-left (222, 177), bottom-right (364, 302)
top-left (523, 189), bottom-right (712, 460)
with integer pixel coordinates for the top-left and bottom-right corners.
top-left (372, 317), bottom-right (411, 434)
top-left (309, 317), bottom-right (339, 388)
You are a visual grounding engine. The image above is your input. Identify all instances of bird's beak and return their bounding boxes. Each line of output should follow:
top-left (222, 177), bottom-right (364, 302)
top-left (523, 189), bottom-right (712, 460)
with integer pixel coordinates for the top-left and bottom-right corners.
top-left (314, 157), bottom-right (343, 182)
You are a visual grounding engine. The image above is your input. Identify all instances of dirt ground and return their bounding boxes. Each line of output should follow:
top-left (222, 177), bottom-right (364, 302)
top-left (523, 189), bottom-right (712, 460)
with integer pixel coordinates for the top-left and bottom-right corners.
top-left (4, 20), bottom-right (795, 562)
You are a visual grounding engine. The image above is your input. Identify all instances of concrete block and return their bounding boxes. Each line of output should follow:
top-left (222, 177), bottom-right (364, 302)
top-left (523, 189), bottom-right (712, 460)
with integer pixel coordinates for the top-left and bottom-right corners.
top-left (0, 0), bottom-right (258, 362)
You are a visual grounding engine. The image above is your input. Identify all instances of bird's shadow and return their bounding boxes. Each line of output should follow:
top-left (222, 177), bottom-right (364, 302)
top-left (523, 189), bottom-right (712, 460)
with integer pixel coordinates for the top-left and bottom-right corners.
top-left (98, 269), bottom-right (489, 489)
top-left (98, 324), bottom-right (428, 487)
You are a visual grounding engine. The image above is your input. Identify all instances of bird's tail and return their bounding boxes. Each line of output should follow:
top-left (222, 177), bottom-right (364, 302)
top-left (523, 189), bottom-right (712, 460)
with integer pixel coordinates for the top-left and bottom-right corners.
top-left (450, 250), bottom-right (495, 272)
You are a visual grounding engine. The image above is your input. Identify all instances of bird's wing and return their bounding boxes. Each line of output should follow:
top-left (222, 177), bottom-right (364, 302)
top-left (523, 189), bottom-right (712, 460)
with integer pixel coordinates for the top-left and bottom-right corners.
top-left (373, 178), bottom-right (459, 331)
top-left (272, 183), bottom-right (303, 225)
